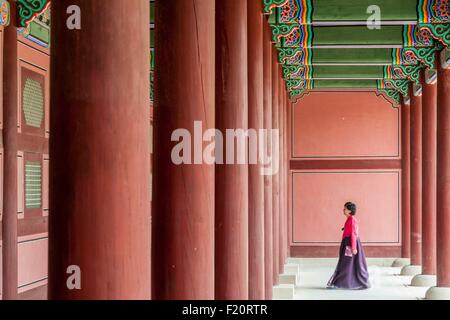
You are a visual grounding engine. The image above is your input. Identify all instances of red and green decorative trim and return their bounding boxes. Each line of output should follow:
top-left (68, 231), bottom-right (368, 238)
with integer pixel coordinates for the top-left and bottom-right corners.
top-left (17, 3), bottom-right (50, 48)
top-left (384, 65), bottom-right (422, 84)
top-left (289, 79), bottom-right (313, 98)
top-left (378, 79), bottom-right (410, 96)
top-left (0, 0), bottom-right (10, 27)
top-left (377, 89), bottom-right (401, 106)
top-left (278, 47), bottom-right (312, 65)
top-left (271, 24), bottom-right (313, 48)
top-left (283, 64), bottom-right (312, 80)
top-left (277, 0), bottom-right (313, 24)
top-left (392, 46), bottom-right (441, 68)
top-left (403, 24), bottom-right (435, 47)
top-left (418, 0), bottom-right (450, 23)
top-left (417, 23), bottom-right (450, 47)
top-left (16, 0), bottom-right (50, 28)
top-left (264, 0), bottom-right (289, 15)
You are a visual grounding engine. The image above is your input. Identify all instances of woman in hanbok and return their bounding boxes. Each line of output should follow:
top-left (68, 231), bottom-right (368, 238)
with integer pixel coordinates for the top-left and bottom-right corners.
top-left (327, 202), bottom-right (371, 290)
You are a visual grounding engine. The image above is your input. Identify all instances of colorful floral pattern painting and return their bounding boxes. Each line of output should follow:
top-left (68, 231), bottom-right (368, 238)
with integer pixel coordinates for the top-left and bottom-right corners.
top-left (0, 0), bottom-right (10, 27)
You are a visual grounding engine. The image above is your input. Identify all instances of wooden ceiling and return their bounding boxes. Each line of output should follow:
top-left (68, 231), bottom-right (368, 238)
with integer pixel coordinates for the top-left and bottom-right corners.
top-left (265, 0), bottom-right (450, 105)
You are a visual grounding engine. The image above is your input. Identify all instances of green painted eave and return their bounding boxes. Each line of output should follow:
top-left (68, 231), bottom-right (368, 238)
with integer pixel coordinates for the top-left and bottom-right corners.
top-left (312, 66), bottom-right (384, 79)
top-left (312, 0), bottom-right (418, 22)
top-left (312, 48), bottom-right (393, 64)
top-left (313, 79), bottom-right (377, 88)
top-left (267, 0), bottom-right (419, 23)
top-left (313, 26), bottom-right (403, 46)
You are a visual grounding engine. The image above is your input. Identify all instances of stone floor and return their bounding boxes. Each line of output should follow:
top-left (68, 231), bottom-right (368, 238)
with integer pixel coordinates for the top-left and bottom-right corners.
top-left (288, 258), bottom-right (430, 300)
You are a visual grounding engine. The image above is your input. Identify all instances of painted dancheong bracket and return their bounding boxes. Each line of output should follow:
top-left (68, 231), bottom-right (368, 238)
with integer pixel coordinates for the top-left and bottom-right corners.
top-left (0, 0), bottom-right (10, 27)
top-left (384, 65), bottom-right (422, 84)
top-left (16, 0), bottom-right (50, 28)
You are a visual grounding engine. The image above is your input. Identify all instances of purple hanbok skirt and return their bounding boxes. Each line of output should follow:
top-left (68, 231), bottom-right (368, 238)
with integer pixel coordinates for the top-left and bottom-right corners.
top-left (327, 237), bottom-right (371, 290)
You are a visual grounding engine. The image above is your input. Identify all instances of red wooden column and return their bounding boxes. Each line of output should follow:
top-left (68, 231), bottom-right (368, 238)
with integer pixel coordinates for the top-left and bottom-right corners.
top-left (402, 83), bottom-right (423, 276)
top-left (49, 0), bottom-right (151, 299)
top-left (394, 96), bottom-right (411, 268)
top-left (263, 22), bottom-right (274, 300)
top-left (285, 93), bottom-right (290, 259)
top-left (215, 0), bottom-right (249, 300)
top-left (152, 0), bottom-right (215, 299)
top-left (412, 69), bottom-right (437, 287)
top-left (287, 99), bottom-right (292, 258)
top-left (279, 75), bottom-right (286, 273)
top-left (271, 49), bottom-right (280, 284)
top-left (278, 84), bottom-right (283, 272)
top-left (248, 0), bottom-right (265, 300)
top-left (427, 49), bottom-right (450, 300)
top-left (2, 0), bottom-right (19, 300)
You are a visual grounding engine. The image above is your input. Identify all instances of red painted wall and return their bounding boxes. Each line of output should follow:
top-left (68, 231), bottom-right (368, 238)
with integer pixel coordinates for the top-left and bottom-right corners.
top-left (290, 91), bottom-right (402, 257)
top-left (292, 92), bottom-right (400, 159)
top-left (15, 34), bottom-right (50, 300)
top-left (0, 30), bottom-right (50, 300)
top-left (292, 171), bottom-right (400, 244)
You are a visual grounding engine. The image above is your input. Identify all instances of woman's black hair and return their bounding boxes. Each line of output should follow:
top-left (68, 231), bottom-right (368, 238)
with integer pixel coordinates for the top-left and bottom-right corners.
top-left (345, 202), bottom-right (357, 216)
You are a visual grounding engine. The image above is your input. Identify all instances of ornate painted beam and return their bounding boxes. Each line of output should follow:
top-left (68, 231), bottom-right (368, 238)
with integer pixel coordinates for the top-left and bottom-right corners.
top-left (266, 0), bottom-right (450, 99)
top-left (418, 0), bottom-right (450, 23)
top-left (266, 0), bottom-right (424, 24)
top-left (16, 0), bottom-right (50, 28)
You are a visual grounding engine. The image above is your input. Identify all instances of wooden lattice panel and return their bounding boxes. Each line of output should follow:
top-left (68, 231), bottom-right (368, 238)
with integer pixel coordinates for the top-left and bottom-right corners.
top-left (22, 70), bottom-right (45, 129)
top-left (25, 161), bottom-right (42, 209)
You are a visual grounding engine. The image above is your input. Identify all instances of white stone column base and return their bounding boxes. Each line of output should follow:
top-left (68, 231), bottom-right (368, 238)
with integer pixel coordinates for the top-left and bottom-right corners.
top-left (411, 274), bottom-right (437, 287)
top-left (400, 265), bottom-right (422, 276)
top-left (425, 286), bottom-right (450, 300)
top-left (392, 258), bottom-right (411, 268)
top-left (273, 284), bottom-right (295, 300)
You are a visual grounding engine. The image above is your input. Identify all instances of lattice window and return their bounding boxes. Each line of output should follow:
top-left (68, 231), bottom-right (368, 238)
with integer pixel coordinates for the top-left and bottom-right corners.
top-left (25, 161), bottom-right (42, 209)
top-left (22, 75), bottom-right (44, 128)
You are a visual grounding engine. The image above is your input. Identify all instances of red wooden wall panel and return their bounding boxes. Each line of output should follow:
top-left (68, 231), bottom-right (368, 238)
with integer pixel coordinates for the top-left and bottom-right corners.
top-left (290, 92), bottom-right (402, 257)
top-left (14, 35), bottom-right (50, 299)
top-left (292, 91), bottom-right (400, 159)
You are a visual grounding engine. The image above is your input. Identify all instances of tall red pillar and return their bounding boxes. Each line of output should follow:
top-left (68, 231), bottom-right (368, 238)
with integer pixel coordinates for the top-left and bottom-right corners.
top-left (215, 0), bottom-right (249, 300)
top-left (272, 49), bottom-right (280, 285)
top-left (427, 49), bottom-right (450, 299)
top-left (152, 0), bottom-right (215, 299)
top-left (279, 75), bottom-right (286, 274)
top-left (248, 0), bottom-right (265, 300)
top-left (2, 0), bottom-right (18, 300)
top-left (263, 22), bottom-right (274, 300)
top-left (287, 100), bottom-right (292, 259)
top-left (49, 0), bottom-right (151, 299)
top-left (412, 69), bottom-right (437, 287)
top-left (395, 96), bottom-right (411, 268)
top-left (285, 93), bottom-right (290, 260)
top-left (402, 83), bottom-right (423, 276)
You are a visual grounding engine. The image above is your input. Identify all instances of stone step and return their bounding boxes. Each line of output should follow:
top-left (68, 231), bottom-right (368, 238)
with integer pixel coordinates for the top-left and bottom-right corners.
top-left (279, 273), bottom-right (300, 286)
top-left (284, 264), bottom-right (300, 276)
top-left (273, 284), bottom-right (295, 300)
